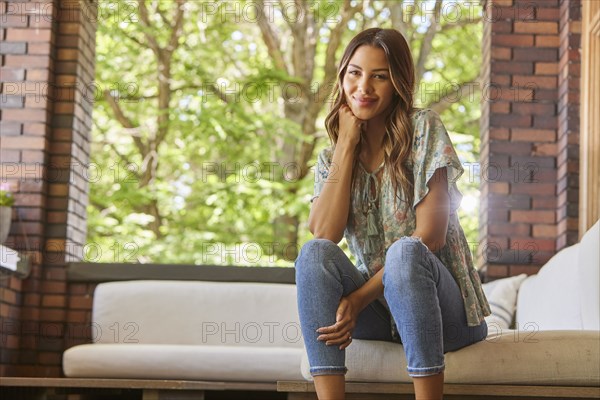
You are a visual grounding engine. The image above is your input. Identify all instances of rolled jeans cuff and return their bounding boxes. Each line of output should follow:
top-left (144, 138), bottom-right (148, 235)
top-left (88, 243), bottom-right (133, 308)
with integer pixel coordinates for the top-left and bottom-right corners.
top-left (407, 363), bottom-right (445, 377)
top-left (310, 366), bottom-right (348, 376)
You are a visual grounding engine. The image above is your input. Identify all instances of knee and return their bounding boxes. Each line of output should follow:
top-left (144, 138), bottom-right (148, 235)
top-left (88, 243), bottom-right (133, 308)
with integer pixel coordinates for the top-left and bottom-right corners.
top-left (383, 237), bottom-right (431, 284)
top-left (295, 239), bottom-right (339, 276)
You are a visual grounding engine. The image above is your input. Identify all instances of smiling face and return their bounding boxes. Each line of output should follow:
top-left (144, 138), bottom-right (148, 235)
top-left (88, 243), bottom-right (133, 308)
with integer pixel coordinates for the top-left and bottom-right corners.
top-left (342, 45), bottom-right (397, 123)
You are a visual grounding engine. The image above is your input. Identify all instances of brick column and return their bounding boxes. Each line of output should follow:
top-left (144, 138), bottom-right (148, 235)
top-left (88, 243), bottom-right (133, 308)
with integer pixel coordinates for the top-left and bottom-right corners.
top-left (0, 0), bottom-right (97, 376)
top-left (480, 0), bottom-right (572, 278)
top-left (556, 0), bottom-right (581, 249)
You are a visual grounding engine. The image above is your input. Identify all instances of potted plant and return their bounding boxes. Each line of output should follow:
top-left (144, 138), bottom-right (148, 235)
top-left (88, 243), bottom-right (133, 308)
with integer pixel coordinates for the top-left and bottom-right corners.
top-left (0, 183), bottom-right (14, 245)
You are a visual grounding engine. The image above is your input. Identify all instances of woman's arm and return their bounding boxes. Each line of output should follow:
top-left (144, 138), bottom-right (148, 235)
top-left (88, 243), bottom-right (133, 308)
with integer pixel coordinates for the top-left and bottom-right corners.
top-left (308, 145), bottom-right (355, 242)
top-left (412, 167), bottom-right (449, 251)
top-left (308, 106), bottom-right (363, 242)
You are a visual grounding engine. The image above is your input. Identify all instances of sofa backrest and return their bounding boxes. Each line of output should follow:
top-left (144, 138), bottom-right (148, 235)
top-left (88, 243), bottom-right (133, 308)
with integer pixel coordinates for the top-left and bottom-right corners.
top-left (516, 220), bottom-right (599, 330)
top-left (92, 280), bottom-right (303, 348)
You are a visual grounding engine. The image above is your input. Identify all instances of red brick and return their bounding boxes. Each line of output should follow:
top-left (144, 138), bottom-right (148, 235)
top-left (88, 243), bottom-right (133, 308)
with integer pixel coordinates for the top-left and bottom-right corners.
top-left (4, 101), bottom-right (48, 122)
top-left (5, 28), bottom-right (51, 42)
top-left (66, 310), bottom-right (89, 323)
top-left (535, 62), bottom-right (558, 75)
top-left (489, 182), bottom-right (509, 194)
top-left (490, 74), bottom-right (511, 86)
top-left (491, 0), bottom-right (513, 6)
top-left (532, 143), bottom-right (558, 156)
top-left (511, 102), bottom-right (556, 115)
top-left (58, 22), bottom-right (79, 35)
top-left (486, 6), bottom-right (536, 22)
top-left (510, 237), bottom-right (556, 252)
top-left (490, 114), bottom-right (532, 127)
top-left (534, 89), bottom-right (558, 101)
top-left (513, 48), bottom-right (558, 62)
top-left (486, 264), bottom-right (509, 278)
top-left (0, 120), bottom-right (22, 135)
top-left (26, 69), bottom-right (49, 81)
top-left (514, 21), bottom-right (558, 34)
top-left (511, 182), bottom-right (556, 196)
top-left (28, 42), bottom-right (51, 55)
top-left (493, 61), bottom-right (534, 75)
top-left (512, 75), bottom-right (557, 89)
top-left (69, 295), bottom-right (93, 310)
top-left (40, 309), bottom-right (66, 322)
top-left (23, 122), bottom-right (47, 136)
top-left (535, 7), bottom-right (560, 20)
top-left (510, 210), bottom-right (555, 224)
top-left (5, 55), bottom-right (51, 68)
top-left (488, 86), bottom-right (534, 102)
top-left (533, 115), bottom-right (557, 129)
top-left (490, 20), bottom-right (513, 33)
top-left (38, 352), bottom-right (62, 365)
top-left (1, 136), bottom-right (47, 150)
top-left (21, 149), bottom-right (45, 164)
top-left (57, 49), bottom-right (78, 61)
top-left (48, 183), bottom-right (68, 196)
top-left (491, 47), bottom-right (512, 60)
top-left (0, 67), bottom-right (25, 81)
top-left (489, 223), bottom-right (531, 236)
top-left (491, 34), bottom-right (534, 47)
top-left (490, 101), bottom-right (510, 114)
top-left (41, 281), bottom-right (67, 294)
top-left (42, 295), bottom-right (66, 308)
top-left (0, 150), bottom-right (20, 162)
top-left (29, 17), bottom-right (53, 29)
top-left (532, 224), bottom-right (556, 237)
top-left (52, 102), bottom-right (74, 115)
top-left (490, 127), bottom-right (510, 139)
top-left (490, 141), bottom-right (532, 156)
top-left (1, 15), bottom-right (27, 28)
top-left (535, 35), bottom-right (559, 47)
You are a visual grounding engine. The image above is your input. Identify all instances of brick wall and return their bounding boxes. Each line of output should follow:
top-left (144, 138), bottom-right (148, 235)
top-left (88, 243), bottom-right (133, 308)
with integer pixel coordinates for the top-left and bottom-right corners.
top-left (480, 0), bottom-right (581, 278)
top-left (0, 0), bottom-right (97, 376)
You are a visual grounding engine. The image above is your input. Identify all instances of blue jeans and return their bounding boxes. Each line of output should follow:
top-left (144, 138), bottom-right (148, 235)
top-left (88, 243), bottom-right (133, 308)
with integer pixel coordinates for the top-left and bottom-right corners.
top-left (295, 237), bottom-right (487, 377)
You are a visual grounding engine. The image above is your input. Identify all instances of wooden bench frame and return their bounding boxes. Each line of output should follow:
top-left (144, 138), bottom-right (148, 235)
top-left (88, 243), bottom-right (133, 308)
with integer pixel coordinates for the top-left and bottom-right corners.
top-left (1, 377), bottom-right (598, 400)
top-left (278, 381), bottom-right (600, 400)
top-left (0, 377), bottom-right (280, 400)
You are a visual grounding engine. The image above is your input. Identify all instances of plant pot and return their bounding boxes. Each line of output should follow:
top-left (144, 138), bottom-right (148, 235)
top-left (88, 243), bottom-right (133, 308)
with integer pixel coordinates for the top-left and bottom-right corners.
top-left (0, 206), bottom-right (12, 245)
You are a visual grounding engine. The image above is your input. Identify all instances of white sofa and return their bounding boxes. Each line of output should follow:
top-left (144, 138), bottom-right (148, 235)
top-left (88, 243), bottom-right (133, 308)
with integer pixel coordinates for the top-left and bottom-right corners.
top-left (63, 281), bottom-right (305, 382)
top-left (63, 220), bottom-right (599, 390)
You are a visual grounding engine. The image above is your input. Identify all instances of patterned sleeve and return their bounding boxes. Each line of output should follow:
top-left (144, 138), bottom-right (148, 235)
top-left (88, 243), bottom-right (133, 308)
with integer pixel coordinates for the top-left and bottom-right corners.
top-left (411, 109), bottom-right (464, 212)
top-left (311, 147), bottom-right (333, 203)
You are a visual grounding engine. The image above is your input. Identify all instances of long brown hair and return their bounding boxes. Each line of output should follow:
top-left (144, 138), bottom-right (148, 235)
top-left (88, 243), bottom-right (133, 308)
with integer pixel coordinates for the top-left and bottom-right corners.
top-left (325, 28), bottom-right (415, 205)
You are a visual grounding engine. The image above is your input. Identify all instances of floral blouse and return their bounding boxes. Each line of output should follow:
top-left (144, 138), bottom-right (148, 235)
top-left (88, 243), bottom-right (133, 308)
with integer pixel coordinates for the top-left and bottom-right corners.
top-left (312, 108), bottom-right (490, 337)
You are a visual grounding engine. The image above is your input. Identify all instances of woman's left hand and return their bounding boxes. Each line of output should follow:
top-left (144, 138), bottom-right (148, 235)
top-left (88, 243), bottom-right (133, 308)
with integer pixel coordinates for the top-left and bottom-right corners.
top-left (316, 295), bottom-right (360, 350)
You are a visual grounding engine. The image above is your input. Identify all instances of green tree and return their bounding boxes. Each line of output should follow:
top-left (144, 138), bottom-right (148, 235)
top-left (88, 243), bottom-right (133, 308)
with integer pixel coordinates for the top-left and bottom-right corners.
top-left (88, 0), bottom-right (483, 266)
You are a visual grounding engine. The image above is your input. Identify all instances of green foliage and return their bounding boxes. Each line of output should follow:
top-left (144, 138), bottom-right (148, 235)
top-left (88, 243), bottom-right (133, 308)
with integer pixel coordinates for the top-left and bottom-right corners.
top-left (88, 0), bottom-right (484, 265)
top-left (0, 185), bottom-right (14, 207)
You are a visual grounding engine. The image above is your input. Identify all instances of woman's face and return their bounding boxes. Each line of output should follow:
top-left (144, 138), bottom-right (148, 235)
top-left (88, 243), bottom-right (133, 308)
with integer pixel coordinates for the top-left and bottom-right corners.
top-left (342, 45), bottom-right (396, 122)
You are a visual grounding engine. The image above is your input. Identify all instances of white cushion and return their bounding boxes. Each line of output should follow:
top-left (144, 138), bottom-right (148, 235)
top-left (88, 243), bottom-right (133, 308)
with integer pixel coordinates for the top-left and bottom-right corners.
top-left (516, 244), bottom-right (583, 330)
top-left (64, 343), bottom-right (304, 381)
top-left (482, 274), bottom-right (527, 329)
top-left (92, 280), bottom-right (303, 348)
top-left (301, 331), bottom-right (600, 386)
top-left (578, 220), bottom-right (600, 330)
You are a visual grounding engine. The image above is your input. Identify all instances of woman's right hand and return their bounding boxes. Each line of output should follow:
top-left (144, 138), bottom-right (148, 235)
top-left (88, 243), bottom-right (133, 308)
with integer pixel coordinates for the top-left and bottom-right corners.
top-left (338, 104), bottom-right (364, 149)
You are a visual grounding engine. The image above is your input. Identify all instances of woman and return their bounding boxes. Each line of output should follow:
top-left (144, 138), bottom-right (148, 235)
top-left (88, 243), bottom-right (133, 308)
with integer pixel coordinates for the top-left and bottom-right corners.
top-left (295, 28), bottom-right (490, 400)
